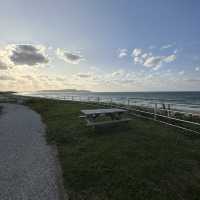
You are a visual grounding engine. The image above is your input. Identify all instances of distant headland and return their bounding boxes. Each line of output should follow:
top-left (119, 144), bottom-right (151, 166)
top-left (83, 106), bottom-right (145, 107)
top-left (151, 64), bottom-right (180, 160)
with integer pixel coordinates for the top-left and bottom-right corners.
top-left (39, 89), bottom-right (92, 93)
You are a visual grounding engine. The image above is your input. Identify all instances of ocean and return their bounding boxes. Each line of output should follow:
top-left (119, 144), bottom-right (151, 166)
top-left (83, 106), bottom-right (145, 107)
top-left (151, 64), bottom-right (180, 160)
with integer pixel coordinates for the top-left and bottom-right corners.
top-left (20, 91), bottom-right (200, 113)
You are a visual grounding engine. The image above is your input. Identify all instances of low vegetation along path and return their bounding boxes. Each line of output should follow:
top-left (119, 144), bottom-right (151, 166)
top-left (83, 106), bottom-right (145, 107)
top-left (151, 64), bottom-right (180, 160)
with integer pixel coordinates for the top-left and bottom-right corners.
top-left (0, 103), bottom-right (64, 200)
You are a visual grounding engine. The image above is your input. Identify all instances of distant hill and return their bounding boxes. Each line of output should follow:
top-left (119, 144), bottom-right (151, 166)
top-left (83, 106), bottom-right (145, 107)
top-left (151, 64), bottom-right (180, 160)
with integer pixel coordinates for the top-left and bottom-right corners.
top-left (39, 89), bottom-right (92, 93)
top-left (0, 91), bottom-right (16, 94)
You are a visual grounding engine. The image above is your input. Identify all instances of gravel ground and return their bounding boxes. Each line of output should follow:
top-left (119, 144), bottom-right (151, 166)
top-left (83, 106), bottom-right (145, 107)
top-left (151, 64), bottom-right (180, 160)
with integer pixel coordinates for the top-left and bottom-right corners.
top-left (0, 103), bottom-right (65, 200)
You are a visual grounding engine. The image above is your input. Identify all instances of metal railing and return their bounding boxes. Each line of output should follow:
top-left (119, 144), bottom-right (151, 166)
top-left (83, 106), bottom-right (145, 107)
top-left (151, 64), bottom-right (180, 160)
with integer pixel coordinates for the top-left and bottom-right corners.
top-left (21, 93), bottom-right (200, 135)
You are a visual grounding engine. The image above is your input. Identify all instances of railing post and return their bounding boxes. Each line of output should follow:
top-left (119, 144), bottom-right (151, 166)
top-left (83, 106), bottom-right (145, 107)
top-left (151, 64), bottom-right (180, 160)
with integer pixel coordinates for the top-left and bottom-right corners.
top-left (167, 104), bottom-right (170, 117)
top-left (110, 98), bottom-right (112, 107)
top-left (128, 98), bottom-right (130, 107)
top-left (97, 96), bottom-right (100, 104)
top-left (72, 96), bottom-right (74, 101)
top-left (154, 103), bottom-right (157, 120)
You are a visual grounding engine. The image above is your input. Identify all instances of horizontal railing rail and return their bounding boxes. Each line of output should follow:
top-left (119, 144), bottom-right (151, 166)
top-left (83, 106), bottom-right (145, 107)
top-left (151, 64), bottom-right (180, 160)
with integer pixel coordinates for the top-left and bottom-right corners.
top-left (19, 93), bottom-right (200, 135)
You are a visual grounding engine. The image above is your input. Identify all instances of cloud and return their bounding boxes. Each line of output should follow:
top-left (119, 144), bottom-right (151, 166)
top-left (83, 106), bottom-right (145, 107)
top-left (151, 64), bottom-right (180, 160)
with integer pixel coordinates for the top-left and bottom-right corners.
top-left (77, 73), bottom-right (92, 78)
top-left (117, 49), bottom-right (128, 58)
top-left (132, 48), bottom-right (142, 57)
top-left (9, 44), bottom-right (48, 66)
top-left (0, 60), bottom-right (9, 70)
top-left (161, 44), bottom-right (174, 49)
top-left (56, 48), bottom-right (84, 64)
top-left (120, 79), bottom-right (135, 84)
top-left (134, 56), bottom-right (143, 65)
top-left (163, 54), bottom-right (176, 63)
top-left (179, 70), bottom-right (185, 75)
top-left (137, 54), bottom-right (176, 70)
top-left (195, 67), bottom-right (199, 71)
top-left (111, 69), bottom-right (125, 77)
top-left (21, 75), bottom-right (36, 80)
top-left (55, 77), bottom-right (66, 81)
top-left (132, 47), bottom-right (176, 70)
top-left (186, 78), bottom-right (200, 82)
top-left (173, 49), bottom-right (179, 54)
top-left (149, 45), bottom-right (156, 49)
top-left (0, 75), bottom-right (15, 81)
top-left (141, 53), bottom-right (148, 59)
top-left (143, 56), bottom-right (164, 68)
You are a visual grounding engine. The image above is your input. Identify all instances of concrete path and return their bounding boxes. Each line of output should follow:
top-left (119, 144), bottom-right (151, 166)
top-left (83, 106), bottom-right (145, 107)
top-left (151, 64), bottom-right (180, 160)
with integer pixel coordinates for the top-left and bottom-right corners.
top-left (0, 103), bottom-right (64, 200)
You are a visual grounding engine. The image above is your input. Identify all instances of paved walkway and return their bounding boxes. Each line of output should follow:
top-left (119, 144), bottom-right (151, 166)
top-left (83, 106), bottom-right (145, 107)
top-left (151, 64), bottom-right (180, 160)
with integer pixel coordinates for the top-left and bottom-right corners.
top-left (0, 103), bottom-right (64, 200)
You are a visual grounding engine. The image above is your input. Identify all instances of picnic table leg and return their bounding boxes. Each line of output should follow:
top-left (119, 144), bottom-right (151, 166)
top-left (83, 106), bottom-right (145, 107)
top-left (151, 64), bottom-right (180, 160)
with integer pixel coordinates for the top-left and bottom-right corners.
top-left (108, 113), bottom-right (117, 120)
top-left (88, 114), bottom-right (99, 122)
top-left (117, 112), bottom-right (123, 119)
top-left (111, 112), bottom-right (123, 120)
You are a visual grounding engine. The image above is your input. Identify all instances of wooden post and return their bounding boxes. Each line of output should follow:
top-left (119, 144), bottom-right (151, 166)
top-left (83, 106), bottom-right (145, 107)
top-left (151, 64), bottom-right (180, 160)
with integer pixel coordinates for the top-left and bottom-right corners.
top-left (154, 103), bottom-right (157, 120)
top-left (127, 99), bottom-right (130, 107)
top-left (167, 104), bottom-right (171, 117)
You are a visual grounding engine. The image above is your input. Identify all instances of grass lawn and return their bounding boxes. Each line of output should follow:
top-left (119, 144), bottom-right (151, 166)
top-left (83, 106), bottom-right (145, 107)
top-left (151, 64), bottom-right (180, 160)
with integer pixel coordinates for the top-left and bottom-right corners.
top-left (26, 98), bottom-right (200, 200)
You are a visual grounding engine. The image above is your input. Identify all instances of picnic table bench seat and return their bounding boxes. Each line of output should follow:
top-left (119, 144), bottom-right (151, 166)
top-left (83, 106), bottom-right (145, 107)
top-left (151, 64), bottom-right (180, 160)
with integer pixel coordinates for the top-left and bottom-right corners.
top-left (86, 118), bottom-right (132, 126)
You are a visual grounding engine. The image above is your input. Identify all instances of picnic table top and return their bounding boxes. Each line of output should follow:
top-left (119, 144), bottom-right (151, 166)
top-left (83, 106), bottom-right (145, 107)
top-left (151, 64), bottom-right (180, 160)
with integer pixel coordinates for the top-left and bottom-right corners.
top-left (81, 108), bottom-right (127, 115)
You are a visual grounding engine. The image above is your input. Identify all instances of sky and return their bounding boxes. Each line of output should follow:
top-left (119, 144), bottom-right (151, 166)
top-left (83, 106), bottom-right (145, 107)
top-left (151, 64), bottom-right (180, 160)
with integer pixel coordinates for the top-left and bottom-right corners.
top-left (0, 0), bottom-right (200, 92)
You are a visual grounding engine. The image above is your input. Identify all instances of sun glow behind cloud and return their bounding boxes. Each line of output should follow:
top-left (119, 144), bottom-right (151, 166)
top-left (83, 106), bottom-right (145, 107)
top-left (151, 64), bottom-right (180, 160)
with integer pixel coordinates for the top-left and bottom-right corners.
top-left (0, 0), bottom-right (200, 91)
top-left (0, 42), bottom-right (199, 92)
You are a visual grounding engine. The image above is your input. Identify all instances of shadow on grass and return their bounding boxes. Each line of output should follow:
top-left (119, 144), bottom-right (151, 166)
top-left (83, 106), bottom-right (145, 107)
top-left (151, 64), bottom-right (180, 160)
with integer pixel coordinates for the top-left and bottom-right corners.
top-left (90, 121), bottom-right (130, 133)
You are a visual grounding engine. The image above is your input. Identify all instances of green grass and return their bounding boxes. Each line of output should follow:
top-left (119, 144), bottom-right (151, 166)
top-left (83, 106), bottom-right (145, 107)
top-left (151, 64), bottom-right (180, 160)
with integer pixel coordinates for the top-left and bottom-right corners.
top-left (26, 98), bottom-right (200, 200)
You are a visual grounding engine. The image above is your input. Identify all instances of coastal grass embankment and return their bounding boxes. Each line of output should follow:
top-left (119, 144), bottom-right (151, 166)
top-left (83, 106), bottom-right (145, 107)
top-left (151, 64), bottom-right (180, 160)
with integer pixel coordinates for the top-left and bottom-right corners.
top-left (25, 98), bottom-right (200, 200)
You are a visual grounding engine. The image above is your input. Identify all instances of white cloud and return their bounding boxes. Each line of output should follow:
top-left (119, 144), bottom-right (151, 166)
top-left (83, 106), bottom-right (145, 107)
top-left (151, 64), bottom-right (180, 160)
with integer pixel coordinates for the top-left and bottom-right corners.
top-left (90, 66), bottom-right (101, 72)
top-left (161, 44), bottom-right (174, 49)
top-left (77, 73), bottom-right (92, 78)
top-left (143, 56), bottom-right (163, 68)
top-left (173, 49), bottom-right (179, 54)
top-left (1, 41), bottom-right (195, 92)
top-left (149, 45), bottom-right (156, 49)
top-left (179, 70), bottom-right (185, 75)
top-left (195, 67), bottom-right (199, 71)
top-left (132, 48), bottom-right (142, 57)
top-left (163, 54), bottom-right (176, 63)
top-left (111, 69), bottom-right (125, 77)
top-left (134, 56), bottom-right (144, 64)
top-left (0, 48), bottom-right (13, 69)
top-left (56, 48), bottom-right (84, 64)
top-left (117, 48), bottom-right (128, 58)
top-left (0, 60), bottom-right (9, 70)
top-left (141, 53), bottom-right (148, 59)
top-left (0, 75), bottom-right (15, 81)
top-left (139, 54), bottom-right (176, 70)
top-left (132, 47), bottom-right (176, 70)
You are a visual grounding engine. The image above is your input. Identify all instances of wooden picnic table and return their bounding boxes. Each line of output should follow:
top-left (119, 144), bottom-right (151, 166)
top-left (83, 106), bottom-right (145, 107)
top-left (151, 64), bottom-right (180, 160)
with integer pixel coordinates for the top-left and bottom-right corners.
top-left (81, 108), bottom-right (131, 126)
